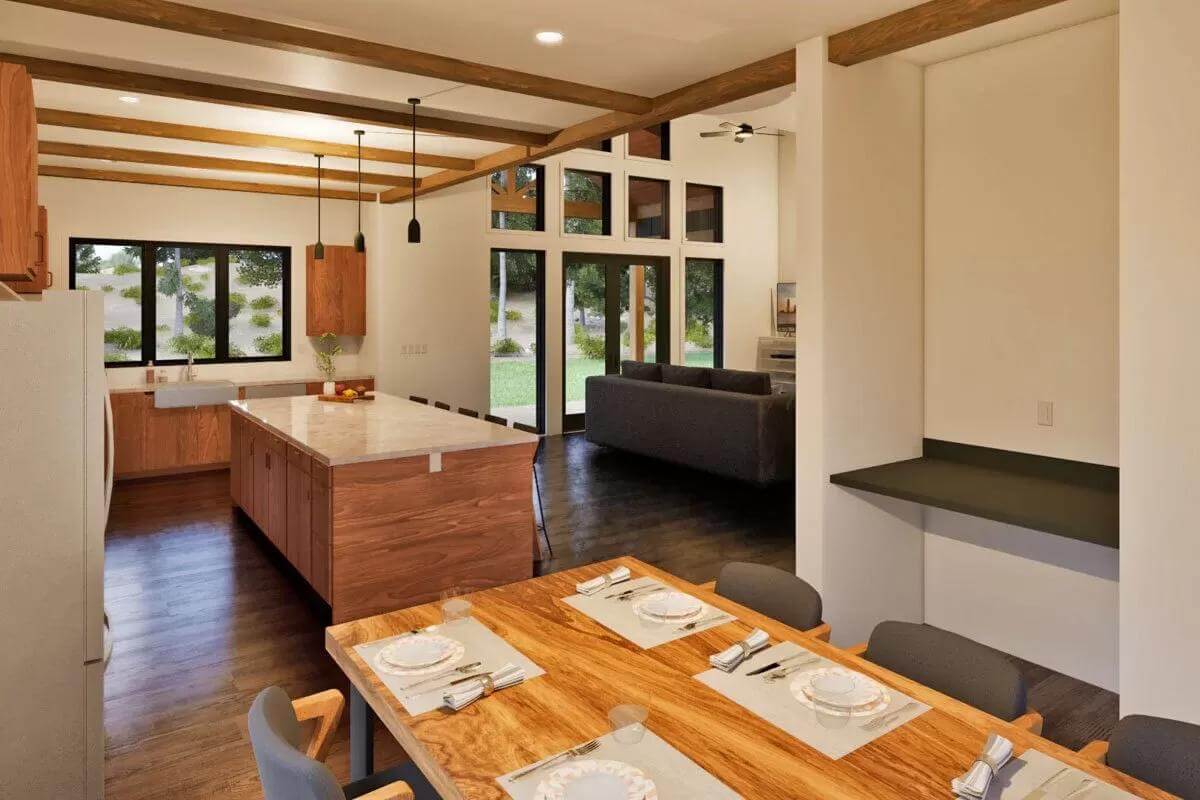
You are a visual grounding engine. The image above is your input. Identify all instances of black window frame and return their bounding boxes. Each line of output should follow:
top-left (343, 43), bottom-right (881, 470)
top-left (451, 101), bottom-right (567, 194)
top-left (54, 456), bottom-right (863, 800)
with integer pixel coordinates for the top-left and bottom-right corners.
top-left (684, 182), bottom-right (725, 244)
top-left (489, 164), bottom-right (546, 232)
top-left (562, 168), bottom-right (612, 236)
top-left (69, 237), bottom-right (292, 368)
top-left (627, 176), bottom-right (671, 240)
top-left (684, 257), bottom-right (725, 369)
top-left (628, 122), bottom-right (671, 161)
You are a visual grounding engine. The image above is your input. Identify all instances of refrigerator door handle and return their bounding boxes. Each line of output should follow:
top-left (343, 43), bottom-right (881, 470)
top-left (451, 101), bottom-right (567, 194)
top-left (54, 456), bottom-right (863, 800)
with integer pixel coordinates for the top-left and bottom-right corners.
top-left (104, 389), bottom-right (114, 521)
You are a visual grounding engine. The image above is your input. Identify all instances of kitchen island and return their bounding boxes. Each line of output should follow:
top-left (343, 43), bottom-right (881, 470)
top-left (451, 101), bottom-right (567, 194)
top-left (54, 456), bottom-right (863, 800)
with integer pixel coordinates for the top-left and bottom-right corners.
top-left (229, 392), bottom-right (538, 622)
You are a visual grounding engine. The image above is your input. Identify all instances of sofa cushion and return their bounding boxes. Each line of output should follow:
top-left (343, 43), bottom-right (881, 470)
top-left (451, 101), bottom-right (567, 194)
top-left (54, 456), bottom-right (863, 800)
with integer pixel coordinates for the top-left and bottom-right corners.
top-left (710, 368), bottom-right (772, 395)
top-left (661, 364), bottom-right (711, 388)
top-left (621, 360), bottom-right (662, 382)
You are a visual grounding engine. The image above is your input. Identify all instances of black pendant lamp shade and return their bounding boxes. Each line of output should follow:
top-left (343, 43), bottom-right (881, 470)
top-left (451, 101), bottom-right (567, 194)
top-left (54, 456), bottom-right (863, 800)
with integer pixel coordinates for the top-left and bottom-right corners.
top-left (353, 130), bottom-right (366, 253)
top-left (313, 153), bottom-right (325, 260)
top-left (407, 98), bottom-right (421, 244)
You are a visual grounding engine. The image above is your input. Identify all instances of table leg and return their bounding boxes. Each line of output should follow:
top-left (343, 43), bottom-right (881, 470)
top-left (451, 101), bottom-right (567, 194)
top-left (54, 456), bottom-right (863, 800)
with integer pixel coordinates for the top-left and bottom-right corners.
top-left (350, 685), bottom-right (375, 782)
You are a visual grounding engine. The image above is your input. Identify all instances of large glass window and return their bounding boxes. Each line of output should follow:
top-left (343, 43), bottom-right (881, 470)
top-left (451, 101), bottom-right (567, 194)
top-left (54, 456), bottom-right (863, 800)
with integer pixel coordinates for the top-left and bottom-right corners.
top-left (685, 183), bottom-right (724, 243)
top-left (490, 165), bottom-right (544, 231)
top-left (628, 122), bottom-right (670, 160)
top-left (490, 249), bottom-right (544, 431)
top-left (684, 258), bottom-right (724, 368)
top-left (628, 177), bottom-right (670, 239)
top-left (70, 238), bottom-right (290, 366)
top-left (563, 168), bottom-right (611, 235)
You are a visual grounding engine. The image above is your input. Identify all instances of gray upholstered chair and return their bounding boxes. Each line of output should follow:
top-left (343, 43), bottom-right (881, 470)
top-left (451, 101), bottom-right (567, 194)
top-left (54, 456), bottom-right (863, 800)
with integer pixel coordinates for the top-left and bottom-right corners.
top-left (701, 562), bottom-right (830, 641)
top-left (845, 621), bottom-right (1043, 734)
top-left (1080, 715), bottom-right (1200, 799)
top-left (248, 686), bottom-right (435, 800)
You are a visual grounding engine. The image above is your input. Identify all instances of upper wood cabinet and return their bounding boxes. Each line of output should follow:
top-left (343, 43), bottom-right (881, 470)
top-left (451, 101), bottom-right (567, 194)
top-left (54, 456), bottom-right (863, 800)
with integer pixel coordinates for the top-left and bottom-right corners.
top-left (7, 206), bottom-right (52, 294)
top-left (0, 62), bottom-right (37, 284)
top-left (306, 244), bottom-right (366, 336)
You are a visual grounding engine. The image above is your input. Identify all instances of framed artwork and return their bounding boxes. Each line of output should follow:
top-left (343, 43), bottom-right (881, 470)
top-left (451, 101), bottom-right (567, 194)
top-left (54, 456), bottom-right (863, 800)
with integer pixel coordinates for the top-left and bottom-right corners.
top-left (776, 282), bottom-right (797, 334)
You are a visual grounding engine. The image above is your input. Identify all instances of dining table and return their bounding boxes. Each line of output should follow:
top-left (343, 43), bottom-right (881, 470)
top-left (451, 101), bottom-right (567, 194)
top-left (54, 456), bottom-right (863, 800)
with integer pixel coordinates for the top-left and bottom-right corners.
top-left (325, 556), bottom-right (1174, 799)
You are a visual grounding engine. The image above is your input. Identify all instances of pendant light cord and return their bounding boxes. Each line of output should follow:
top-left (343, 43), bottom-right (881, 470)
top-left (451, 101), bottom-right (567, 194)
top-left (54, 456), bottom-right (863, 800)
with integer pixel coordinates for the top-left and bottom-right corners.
top-left (411, 99), bottom-right (418, 222)
top-left (356, 132), bottom-right (362, 228)
top-left (316, 154), bottom-right (322, 239)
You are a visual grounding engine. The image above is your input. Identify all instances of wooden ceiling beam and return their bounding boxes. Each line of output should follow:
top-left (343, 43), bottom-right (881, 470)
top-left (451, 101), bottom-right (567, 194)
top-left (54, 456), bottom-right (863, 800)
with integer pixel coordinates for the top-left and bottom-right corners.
top-left (380, 49), bottom-right (797, 203)
top-left (39, 164), bottom-right (377, 200)
top-left (5, 52), bottom-right (549, 146)
top-left (827, 0), bottom-right (1071, 66)
top-left (9, 0), bottom-right (653, 114)
top-left (38, 140), bottom-right (418, 186)
top-left (36, 108), bottom-right (473, 171)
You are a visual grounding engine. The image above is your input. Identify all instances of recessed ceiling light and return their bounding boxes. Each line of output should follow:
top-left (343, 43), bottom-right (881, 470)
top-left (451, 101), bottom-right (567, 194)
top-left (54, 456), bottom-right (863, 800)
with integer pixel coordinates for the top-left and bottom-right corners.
top-left (118, 95), bottom-right (140, 104)
top-left (535, 31), bottom-right (564, 45)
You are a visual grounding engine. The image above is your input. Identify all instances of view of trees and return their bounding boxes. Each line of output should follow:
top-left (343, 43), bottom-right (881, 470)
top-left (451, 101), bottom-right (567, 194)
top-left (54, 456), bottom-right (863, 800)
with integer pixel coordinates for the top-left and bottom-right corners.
top-left (564, 170), bottom-right (606, 235)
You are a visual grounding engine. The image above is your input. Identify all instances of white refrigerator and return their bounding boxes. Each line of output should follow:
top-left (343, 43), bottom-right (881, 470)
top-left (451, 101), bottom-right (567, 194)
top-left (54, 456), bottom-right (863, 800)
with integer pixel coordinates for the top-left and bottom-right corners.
top-left (0, 290), bottom-right (110, 799)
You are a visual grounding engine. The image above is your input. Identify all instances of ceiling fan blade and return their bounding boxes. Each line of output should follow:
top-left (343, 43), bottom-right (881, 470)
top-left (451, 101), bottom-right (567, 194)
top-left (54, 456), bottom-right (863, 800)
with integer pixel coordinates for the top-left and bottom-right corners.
top-left (700, 131), bottom-right (732, 137)
top-left (719, 121), bottom-right (737, 128)
top-left (755, 132), bottom-right (785, 137)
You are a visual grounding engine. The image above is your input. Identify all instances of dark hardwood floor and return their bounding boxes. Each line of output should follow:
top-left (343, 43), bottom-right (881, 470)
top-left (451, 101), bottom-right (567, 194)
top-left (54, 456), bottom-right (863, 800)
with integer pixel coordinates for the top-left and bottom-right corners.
top-left (102, 434), bottom-right (1114, 799)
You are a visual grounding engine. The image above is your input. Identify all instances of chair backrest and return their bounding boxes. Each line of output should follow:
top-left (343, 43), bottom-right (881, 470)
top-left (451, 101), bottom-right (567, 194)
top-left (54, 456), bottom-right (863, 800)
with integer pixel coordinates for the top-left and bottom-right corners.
top-left (513, 422), bottom-right (537, 434)
top-left (433, 401), bottom-right (451, 410)
top-left (409, 395), bottom-right (428, 405)
top-left (484, 414), bottom-right (507, 426)
top-left (458, 408), bottom-right (480, 418)
top-left (714, 562), bottom-right (822, 632)
top-left (248, 687), bottom-right (345, 800)
top-left (864, 622), bottom-right (1027, 722)
top-left (1107, 715), bottom-right (1200, 799)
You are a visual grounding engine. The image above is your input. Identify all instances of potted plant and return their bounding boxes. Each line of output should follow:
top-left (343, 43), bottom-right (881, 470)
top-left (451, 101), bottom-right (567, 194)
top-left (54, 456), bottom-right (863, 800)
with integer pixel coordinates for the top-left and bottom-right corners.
top-left (314, 332), bottom-right (342, 395)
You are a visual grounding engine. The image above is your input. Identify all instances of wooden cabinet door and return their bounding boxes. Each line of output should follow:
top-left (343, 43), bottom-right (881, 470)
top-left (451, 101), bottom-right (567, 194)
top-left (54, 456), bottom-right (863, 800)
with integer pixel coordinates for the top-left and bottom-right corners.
top-left (10, 206), bottom-right (49, 293)
top-left (286, 447), bottom-right (312, 582)
top-left (251, 425), bottom-right (270, 532)
top-left (0, 63), bottom-right (36, 285)
top-left (109, 392), bottom-right (148, 478)
top-left (190, 404), bottom-right (230, 467)
top-left (267, 435), bottom-right (288, 553)
top-left (310, 463), bottom-right (332, 602)
top-left (229, 414), bottom-right (242, 507)
top-left (306, 244), bottom-right (366, 336)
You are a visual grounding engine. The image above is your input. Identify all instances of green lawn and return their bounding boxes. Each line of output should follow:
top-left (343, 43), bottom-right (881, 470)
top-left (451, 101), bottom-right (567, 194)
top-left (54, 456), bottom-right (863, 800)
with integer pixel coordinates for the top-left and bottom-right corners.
top-left (490, 351), bottom-right (715, 408)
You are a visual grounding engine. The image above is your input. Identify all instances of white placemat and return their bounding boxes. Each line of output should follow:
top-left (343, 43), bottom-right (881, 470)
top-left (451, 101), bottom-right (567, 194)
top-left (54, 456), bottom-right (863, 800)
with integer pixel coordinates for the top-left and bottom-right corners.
top-left (694, 641), bottom-right (930, 760)
top-left (561, 577), bottom-right (738, 649)
top-left (984, 748), bottom-right (1138, 799)
top-left (355, 618), bottom-right (545, 715)
top-left (496, 728), bottom-right (742, 800)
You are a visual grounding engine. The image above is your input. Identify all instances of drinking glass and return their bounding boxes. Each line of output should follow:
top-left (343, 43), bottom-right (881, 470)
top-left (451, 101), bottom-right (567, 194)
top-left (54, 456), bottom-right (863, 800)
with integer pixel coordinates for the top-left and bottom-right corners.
top-left (609, 703), bottom-right (649, 744)
top-left (810, 672), bottom-right (854, 730)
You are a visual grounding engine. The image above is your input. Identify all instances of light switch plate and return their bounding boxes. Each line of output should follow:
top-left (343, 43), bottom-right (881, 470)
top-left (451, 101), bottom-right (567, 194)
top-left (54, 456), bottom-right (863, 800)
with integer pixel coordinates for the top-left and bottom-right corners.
top-left (1037, 400), bottom-right (1054, 427)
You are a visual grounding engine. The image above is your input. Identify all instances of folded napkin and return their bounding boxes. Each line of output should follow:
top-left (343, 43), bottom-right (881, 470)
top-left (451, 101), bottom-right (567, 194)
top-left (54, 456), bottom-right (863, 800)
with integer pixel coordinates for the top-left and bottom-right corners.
top-left (952, 732), bottom-right (1014, 799)
top-left (576, 566), bottom-right (631, 595)
top-left (710, 628), bottom-right (770, 672)
top-left (442, 663), bottom-right (525, 711)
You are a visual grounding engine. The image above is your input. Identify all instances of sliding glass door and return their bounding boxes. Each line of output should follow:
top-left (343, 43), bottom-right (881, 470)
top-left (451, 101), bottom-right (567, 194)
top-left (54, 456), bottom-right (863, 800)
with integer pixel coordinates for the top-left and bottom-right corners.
top-left (684, 258), bottom-right (724, 368)
top-left (490, 249), bottom-right (545, 431)
top-left (563, 253), bottom-right (669, 432)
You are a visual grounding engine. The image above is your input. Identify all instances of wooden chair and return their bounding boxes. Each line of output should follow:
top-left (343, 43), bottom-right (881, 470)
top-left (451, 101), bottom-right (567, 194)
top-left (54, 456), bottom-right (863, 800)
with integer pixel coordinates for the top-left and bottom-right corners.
top-left (844, 622), bottom-right (1043, 734)
top-left (697, 562), bottom-right (831, 641)
top-left (247, 687), bottom-right (435, 800)
top-left (513, 422), bottom-right (551, 558)
top-left (433, 401), bottom-right (451, 410)
top-left (484, 414), bottom-right (507, 426)
top-left (457, 408), bottom-right (480, 418)
top-left (1079, 715), bottom-right (1200, 799)
top-left (408, 395), bottom-right (428, 405)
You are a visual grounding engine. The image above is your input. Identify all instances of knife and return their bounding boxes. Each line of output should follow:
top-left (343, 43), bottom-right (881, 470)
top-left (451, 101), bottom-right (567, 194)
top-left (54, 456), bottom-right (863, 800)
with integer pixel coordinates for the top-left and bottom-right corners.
top-left (403, 669), bottom-right (489, 698)
top-left (746, 652), bottom-right (813, 676)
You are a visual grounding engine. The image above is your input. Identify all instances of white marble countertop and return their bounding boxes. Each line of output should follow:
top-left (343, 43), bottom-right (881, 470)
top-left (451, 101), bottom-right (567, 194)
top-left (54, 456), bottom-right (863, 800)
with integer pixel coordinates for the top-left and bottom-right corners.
top-left (230, 392), bottom-right (537, 466)
top-left (109, 374), bottom-right (373, 394)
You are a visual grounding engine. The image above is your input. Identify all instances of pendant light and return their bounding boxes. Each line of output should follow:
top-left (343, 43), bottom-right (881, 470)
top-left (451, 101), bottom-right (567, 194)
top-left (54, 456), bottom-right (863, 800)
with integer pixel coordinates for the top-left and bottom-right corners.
top-left (353, 130), bottom-right (366, 253)
top-left (407, 98), bottom-right (421, 244)
top-left (313, 153), bottom-right (325, 260)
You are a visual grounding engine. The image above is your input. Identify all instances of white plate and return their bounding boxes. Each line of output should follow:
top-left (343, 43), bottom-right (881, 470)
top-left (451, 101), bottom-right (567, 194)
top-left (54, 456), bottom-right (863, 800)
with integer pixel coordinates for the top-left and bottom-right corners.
top-left (534, 759), bottom-right (658, 800)
top-left (378, 634), bottom-right (461, 670)
top-left (637, 591), bottom-right (704, 620)
top-left (790, 668), bottom-right (891, 717)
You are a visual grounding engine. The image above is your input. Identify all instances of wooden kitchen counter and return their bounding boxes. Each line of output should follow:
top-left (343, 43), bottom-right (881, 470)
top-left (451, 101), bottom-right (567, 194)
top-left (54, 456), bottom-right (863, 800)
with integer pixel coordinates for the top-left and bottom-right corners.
top-left (229, 393), bottom-right (538, 623)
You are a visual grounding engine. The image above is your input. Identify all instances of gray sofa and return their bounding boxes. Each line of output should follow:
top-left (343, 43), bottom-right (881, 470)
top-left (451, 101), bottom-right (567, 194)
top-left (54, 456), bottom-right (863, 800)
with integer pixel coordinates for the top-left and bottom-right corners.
top-left (585, 362), bottom-right (795, 485)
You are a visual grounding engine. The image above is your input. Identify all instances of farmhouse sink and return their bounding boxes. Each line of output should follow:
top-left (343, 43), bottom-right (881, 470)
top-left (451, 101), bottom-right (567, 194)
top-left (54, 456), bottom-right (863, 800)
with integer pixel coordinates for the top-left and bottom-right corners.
top-left (154, 380), bottom-right (237, 408)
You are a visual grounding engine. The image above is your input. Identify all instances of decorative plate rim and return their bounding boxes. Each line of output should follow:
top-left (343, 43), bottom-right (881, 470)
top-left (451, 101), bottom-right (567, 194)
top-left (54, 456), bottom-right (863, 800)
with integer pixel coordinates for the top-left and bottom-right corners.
top-left (788, 667), bottom-right (892, 718)
top-left (374, 634), bottom-right (466, 677)
top-left (532, 758), bottom-right (658, 800)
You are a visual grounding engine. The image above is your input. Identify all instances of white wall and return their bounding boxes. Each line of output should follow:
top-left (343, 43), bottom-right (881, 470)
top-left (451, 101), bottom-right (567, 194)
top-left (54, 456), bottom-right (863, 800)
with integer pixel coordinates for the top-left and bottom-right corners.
top-left (38, 177), bottom-right (375, 388)
top-left (794, 43), bottom-right (927, 645)
top-left (1119, 0), bottom-right (1200, 724)
top-left (375, 113), bottom-right (782, 433)
top-left (925, 16), bottom-right (1119, 467)
top-left (919, 18), bottom-right (1120, 690)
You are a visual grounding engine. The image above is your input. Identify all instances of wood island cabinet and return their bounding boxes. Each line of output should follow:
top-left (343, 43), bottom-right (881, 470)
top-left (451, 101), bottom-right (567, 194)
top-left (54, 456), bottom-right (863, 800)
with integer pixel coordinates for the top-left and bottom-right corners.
top-left (0, 62), bottom-right (37, 285)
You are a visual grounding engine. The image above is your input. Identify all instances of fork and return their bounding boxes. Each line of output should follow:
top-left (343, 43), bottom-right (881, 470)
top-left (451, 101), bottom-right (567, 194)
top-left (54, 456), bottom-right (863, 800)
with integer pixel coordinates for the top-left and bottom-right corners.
top-left (677, 613), bottom-right (732, 632)
top-left (861, 701), bottom-right (919, 731)
top-left (509, 740), bottom-right (601, 781)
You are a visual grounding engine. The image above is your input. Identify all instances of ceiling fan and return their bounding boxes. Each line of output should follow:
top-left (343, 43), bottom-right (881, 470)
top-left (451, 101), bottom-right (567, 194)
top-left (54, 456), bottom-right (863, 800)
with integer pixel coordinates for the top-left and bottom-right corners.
top-left (700, 121), bottom-right (783, 143)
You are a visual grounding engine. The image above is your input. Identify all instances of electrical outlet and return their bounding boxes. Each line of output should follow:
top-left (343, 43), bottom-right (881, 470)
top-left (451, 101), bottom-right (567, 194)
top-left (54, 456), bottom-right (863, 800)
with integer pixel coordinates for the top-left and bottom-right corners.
top-left (419, 343), bottom-right (427, 354)
top-left (1037, 400), bottom-right (1054, 427)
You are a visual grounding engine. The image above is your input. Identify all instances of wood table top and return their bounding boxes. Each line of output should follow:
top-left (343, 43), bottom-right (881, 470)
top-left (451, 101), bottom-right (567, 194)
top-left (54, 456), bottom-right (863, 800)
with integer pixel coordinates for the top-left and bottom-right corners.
top-left (326, 557), bottom-right (1172, 800)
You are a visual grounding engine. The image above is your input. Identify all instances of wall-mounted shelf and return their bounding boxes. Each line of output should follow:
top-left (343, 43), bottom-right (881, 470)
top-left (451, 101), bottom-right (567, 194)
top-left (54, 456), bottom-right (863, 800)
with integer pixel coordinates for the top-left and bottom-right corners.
top-left (829, 439), bottom-right (1118, 549)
